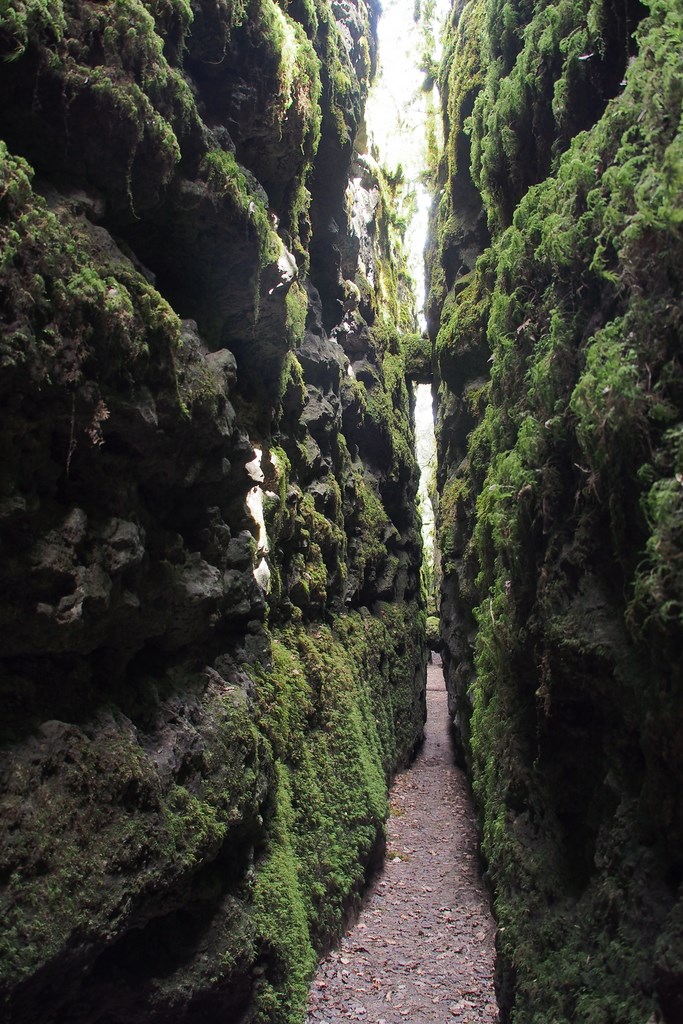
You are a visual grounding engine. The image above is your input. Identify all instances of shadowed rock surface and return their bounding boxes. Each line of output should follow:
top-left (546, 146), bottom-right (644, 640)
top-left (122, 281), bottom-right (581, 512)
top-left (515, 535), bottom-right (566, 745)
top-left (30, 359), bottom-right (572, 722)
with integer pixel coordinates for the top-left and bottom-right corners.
top-left (0, 2), bottom-right (426, 1021)
top-left (428, 0), bottom-right (683, 1020)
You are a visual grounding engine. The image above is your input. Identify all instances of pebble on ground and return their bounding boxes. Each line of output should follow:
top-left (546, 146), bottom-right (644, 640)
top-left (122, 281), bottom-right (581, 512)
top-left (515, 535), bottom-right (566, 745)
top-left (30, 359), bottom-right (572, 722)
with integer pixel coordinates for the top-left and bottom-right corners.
top-left (306, 663), bottom-right (499, 1024)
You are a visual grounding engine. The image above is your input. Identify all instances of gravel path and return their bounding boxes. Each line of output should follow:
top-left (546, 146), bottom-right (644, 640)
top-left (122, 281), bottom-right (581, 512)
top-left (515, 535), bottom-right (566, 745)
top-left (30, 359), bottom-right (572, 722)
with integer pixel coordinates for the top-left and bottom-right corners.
top-left (306, 663), bottom-right (499, 1023)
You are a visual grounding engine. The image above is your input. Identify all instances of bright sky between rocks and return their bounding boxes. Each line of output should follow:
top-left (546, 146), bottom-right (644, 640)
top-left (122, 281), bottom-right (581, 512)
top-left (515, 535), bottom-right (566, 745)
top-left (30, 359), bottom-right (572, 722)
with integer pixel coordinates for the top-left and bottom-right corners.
top-left (364, 0), bottom-right (450, 326)
top-left (363, 0), bottom-right (447, 560)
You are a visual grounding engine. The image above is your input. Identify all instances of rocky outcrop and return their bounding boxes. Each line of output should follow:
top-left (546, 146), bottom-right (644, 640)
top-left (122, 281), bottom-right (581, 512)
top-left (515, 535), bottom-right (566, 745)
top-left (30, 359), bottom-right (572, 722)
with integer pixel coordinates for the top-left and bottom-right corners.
top-left (0, 2), bottom-right (426, 1022)
top-left (429, 0), bottom-right (683, 1020)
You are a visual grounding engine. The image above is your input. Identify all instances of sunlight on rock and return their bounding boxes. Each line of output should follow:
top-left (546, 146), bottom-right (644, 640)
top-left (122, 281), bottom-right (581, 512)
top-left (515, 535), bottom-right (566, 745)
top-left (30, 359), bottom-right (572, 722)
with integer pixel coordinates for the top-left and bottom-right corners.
top-left (245, 447), bottom-right (272, 592)
top-left (245, 447), bottom-right (265, 484)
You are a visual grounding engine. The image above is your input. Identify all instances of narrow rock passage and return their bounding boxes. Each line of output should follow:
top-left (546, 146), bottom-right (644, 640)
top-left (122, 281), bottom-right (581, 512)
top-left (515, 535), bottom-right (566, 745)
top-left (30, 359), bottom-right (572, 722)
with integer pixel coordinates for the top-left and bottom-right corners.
top-left (306, 663), bottom-right (499, 1023)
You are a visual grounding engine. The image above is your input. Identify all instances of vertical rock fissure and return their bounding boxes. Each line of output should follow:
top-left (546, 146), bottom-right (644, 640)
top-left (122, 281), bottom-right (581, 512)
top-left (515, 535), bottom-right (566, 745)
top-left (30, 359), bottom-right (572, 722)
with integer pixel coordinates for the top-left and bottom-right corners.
top-left (362, 0), bottom-right (448, 636)
top-left (301, 3), bottom-right (505, 1020)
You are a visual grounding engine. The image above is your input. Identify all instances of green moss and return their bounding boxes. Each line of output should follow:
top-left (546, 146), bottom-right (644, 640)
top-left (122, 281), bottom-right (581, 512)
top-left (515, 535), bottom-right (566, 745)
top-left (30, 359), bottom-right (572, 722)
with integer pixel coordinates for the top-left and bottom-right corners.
top-left (630, 423), bottom-right (683, 631)
top-left (467, 0), bottom-right (648, 230)
top-left (285, 282), bottom-right (308, 345)
top-left (362, 162), bottom-right (419, 334)
top-left (425, 614), bottom-right (441, 649)
top-left (347, 474), bottom-right (392, 584)
top-left (341, 373), bottom-right (369, 418)
top-left (0, 682), bottom-right (263, 986)
top-left (438, 471), bottom-right (472, 572)
top-left (434, 0), bottom-right (683, 1018)
top-left (0, 2), bottom-right (426, 1020)
top-left (284, 492), bottom-right (346, 615)
top-left (402, 331), bottom-right (432, 379)
top-left (252, 765), bottom-right (316, 1024)
top-left (277, 352), bottom-right (306, 412)
top-left (435, 266), bottom-right (491, 369)
top-left (362, 351), bottom-right (416, 490)
top-left (0, 0), bottom-right (67, 57)
top-left (286, 181), bottom-right (314, 268)
top-left (0, 0), bottom-right (209, 221)
top-left (246, 603), bottom-right (425, 1015)
top-left (440, 0), bottom-right (486, 182)
top-left (147, 0), bottom-right (194, 45)
top-left (0, 142), bottom-right (181, 386)
top-left (203, 149), bottom-right (280, 267)
top-left (570, 319), bottom-right (669, 480)
top-left (261, 0), bottom-right (323, 179)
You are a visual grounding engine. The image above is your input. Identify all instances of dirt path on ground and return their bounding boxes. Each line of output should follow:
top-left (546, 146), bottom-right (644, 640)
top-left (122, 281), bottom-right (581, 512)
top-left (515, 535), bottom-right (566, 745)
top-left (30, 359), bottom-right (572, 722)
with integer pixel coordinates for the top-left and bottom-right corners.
top-left (306, 663), bottom-right (499, 1023)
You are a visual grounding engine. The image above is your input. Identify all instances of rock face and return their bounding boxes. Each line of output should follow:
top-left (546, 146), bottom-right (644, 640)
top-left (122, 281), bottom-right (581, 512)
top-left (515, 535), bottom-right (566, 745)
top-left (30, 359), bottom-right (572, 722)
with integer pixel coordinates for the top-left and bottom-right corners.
top-left (0, 3), bottom-right (426, 1022)
top-left (429, 0), bottom-right (683, 1020)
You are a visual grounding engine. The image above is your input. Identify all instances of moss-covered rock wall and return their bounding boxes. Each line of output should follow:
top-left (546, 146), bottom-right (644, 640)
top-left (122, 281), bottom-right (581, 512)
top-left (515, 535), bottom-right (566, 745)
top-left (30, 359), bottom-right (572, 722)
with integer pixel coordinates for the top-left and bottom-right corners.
top-left (0, 2), bottom-right (426, 1021)
top-left (429, 0), bottom-right (682, 1020)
